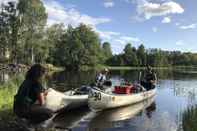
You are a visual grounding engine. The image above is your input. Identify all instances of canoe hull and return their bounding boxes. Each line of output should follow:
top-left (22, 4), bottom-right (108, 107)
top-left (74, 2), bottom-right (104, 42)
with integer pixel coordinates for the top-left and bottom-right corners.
top-left (88, 87), bottom-right (156, 111)
top-left (45, 88), bottom-right (88, 111)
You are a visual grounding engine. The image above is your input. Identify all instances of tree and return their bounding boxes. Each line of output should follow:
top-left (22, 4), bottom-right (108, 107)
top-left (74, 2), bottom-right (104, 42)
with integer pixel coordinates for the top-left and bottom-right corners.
top-left (123, 43), bottom-right (138, 66)
top-left (0, 2), bottom-right (19, 63)
top-left (55, 24), bottom-right (102, 70)
top-left (17, 0), bottom-right (47, 64)
top-left (45, 23), bottom-right (65, 64)
top-left (102, 42), bottom-right (112, 62)
top-left (107, 54), bottom-right (124, 66)
top-left (137, 44), bottom-right (147, 66)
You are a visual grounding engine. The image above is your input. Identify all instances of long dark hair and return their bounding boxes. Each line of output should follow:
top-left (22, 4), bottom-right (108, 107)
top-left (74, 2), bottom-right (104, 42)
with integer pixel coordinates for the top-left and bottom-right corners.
top-left (25, 64), bottom-right (46, 82)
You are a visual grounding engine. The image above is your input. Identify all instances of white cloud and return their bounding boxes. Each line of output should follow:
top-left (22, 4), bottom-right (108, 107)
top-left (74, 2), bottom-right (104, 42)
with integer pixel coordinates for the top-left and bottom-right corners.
top-left (96, 29), bottom-right (141, 54)
top-left (111, 35), bottom-right (141, 54)
top-left (162, 17), bottom-right (171, 23)
top-left (179, 24), bottom-right (197, 30)
top-left (175, 40), bottom-right (184, 46)
top-left (114, 36), bottom-right (140, 45)
top-left (175, 22), bottom-right (180, 26)
top-left (97, 30), bottom-right (120, 40)
top-left (43, 0), bottom-right (111, 27)
top-left (152, 27), bottom-right (158, 32)
top-left (137, 1), bottom-right (184, 19)
top-left (104, 1), bottom-right (114, 8)
top-left (120, 36), bottom-right (140, 42)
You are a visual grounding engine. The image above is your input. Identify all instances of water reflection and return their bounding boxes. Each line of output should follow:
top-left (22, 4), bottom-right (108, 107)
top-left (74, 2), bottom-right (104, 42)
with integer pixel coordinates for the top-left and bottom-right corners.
top-left (48, 71), bottom-right (97, 92)
top-left (53, 107), bottom-right (91, 130)
top-left (51, 97), bottom-right (156, 130)
top-left (88, 97), bottom-right (156, 130)
top-left (173, 80), bottom-right (197, 104)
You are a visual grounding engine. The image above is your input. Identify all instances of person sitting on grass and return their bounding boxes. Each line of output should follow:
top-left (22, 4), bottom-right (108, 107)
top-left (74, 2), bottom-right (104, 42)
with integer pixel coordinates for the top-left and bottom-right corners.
top-left (13, 64), bottom-right (54, 123)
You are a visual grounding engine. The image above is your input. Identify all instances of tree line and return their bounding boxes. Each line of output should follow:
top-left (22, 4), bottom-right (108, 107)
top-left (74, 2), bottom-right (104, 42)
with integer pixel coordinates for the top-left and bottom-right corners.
top-left (107, 44), bottom-right (197, 67)
top-left (1, 0), bottom-right (197, 70)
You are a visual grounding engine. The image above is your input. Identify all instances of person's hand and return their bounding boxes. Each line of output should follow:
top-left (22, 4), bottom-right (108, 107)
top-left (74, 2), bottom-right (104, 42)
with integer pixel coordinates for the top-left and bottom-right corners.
top-left (150, 80), bottom-right (155, 83)
top-left (44, 90), bottom-right (48, 96)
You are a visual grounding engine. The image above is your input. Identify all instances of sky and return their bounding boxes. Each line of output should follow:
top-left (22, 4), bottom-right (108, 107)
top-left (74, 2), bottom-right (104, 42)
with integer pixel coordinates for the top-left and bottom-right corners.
top-left (1, 0), bottom-right (197, 54)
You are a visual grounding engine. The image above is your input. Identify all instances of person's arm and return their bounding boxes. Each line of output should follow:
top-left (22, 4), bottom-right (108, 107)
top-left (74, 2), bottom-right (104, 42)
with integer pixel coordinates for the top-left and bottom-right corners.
top-left (37, 92), bottom-right (45, 106)
top-left (150, 73), bottom-right (157, 84)
top-left (35, 82), bottom-right (46, 106)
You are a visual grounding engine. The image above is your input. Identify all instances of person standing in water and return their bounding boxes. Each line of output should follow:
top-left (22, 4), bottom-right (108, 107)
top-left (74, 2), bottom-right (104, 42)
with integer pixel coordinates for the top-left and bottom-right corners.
top-left (13, 64), bottom-right (54, 123)
top-left (141, 65), bottom-right (157, 91)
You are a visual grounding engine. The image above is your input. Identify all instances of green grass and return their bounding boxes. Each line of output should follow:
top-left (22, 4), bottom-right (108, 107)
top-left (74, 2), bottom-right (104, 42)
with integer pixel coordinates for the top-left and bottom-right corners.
top-left (0, 74), bottom-right (24, 122)
top-left (182, 105), bottom-right (197, 131)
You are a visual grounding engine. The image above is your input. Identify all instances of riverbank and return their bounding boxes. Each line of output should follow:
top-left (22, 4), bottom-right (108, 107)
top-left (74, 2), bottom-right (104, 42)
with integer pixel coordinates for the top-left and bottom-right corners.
top-left (0, 73), bottom-right (59, 131)
top-left (100, 65), bottom-right (197, 71)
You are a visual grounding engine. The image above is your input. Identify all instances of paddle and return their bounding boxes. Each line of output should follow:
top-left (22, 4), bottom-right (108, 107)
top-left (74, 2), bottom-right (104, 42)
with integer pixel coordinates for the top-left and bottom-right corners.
top-left (138, 71), bottom-right (142, 83)
top-left (138, 71), bottom-right (146, 92)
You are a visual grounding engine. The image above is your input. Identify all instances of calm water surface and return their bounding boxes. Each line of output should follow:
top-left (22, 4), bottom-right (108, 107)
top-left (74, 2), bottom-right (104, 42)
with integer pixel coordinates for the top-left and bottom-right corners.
top-left (46, 69), bottom-right (197, 131)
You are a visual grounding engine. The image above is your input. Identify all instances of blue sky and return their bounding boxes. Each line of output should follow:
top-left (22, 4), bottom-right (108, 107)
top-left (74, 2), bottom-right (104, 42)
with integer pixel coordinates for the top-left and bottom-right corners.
top-left (1, 0), bottom-right (197, 54)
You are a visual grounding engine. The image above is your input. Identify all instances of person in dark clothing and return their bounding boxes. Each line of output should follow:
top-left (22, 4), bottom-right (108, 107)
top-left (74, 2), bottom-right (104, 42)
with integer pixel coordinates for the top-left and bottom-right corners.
top-left (141, 65), bottom-right (157, 91)
top-left (13, 64), bottom-right (54, 123)
top-left (95, 68), bottom-right (109, 88)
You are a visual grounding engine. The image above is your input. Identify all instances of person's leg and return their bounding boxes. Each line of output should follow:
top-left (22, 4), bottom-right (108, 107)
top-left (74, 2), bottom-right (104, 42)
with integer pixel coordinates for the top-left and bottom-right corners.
top-left (29, 105), bottom-right (54, 123)
top-left (141, 81), bottom-right (148, 90)
top-left (151, 84), bottom-right (156, 89)
top-left (13, 101), bottom-right (29, 119)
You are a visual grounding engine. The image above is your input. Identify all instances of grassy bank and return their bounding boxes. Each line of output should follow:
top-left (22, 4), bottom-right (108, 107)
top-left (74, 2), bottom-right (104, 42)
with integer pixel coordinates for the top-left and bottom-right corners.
top-left (0, 74), bottom-right (24, 127)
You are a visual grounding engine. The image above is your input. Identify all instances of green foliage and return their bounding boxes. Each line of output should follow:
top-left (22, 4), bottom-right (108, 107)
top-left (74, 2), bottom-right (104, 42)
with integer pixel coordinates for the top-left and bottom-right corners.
top-left (137, 44), bottom-right (146, 66)
top-left (54, 24), bottom-right (102, 70)
top-left (17, 0), bottom-right (47, 64)
top-left (0, 2), bottom-right (18, 63)
top-left (0, 0), bottom-right (47, 64)
top-left (123, 43), bottom-right (138, 66)
top-left (107, 54), bottom-right (124, 66)
top-left (102, 42), bottom-right (112, 61)
top-left (0, 73), bottom-right (24, 121)
top-left (1, 0), bottom-right (197, 70)
top-left (45, 23), bottom-right (65, 64)
top-left (182, 105), bottom-right (197, 131)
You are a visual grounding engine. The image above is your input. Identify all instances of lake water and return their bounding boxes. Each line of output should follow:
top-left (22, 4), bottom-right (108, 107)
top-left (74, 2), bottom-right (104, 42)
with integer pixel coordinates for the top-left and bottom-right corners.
top-left (1, 69), bottom-right (197, 131)
top-left (45, 69), bottom-right (197, 131)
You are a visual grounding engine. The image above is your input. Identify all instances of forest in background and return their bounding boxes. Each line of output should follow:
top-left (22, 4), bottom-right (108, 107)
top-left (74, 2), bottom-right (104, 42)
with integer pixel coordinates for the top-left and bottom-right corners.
top-left (1, 0), bottom-right (197, 70)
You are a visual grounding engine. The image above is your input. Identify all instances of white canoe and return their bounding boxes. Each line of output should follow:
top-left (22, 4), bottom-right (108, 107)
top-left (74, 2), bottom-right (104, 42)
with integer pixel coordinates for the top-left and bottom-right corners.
top-left (44, 88), bottom-right (88, 111)
top-left (88, 87), bottom-right (156, 111)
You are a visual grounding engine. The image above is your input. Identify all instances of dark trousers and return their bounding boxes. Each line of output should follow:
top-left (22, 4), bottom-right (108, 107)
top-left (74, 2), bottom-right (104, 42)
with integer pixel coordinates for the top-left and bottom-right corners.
top-left (141, 81), bottom-right (155, 91)
top-left (14, 102), bottom-right (53, 123)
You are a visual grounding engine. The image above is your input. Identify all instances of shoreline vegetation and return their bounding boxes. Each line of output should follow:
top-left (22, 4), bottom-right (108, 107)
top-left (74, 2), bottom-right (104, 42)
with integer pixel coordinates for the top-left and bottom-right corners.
top-left (182, 105), bottom-right (197, 131)
top-left (2, 62), bottom-right (197, 72)
top-left (1, 1), bottom-right (197, 72)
